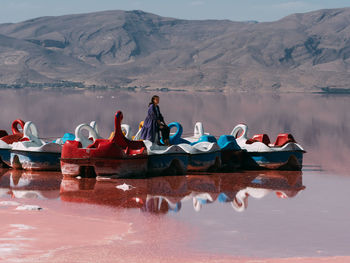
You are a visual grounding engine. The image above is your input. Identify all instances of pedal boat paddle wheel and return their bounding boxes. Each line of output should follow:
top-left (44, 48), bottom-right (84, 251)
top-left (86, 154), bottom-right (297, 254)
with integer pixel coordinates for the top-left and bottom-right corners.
top-left (60, 111), bottom-right (148, 178)
top-left (0, 119), bottom-right (26, 167)
top-left (10, 121), bottom-right (62, 171)
top-left (231, 124), bottom-right (305, 170)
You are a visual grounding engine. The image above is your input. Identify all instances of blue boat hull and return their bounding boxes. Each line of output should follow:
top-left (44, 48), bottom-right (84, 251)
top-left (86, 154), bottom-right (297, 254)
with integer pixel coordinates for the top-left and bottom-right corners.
top-left (11, 150), bottom-right (61, 171)
top-left (0, 148), bottom-right (11, 167)
top-left (148, 154), bottom-right (188, 175)
top-left (243, 151), bottom-right (304, 170)
top-left (220, 149), bottom-right (245, 170)
top-left (188, 152), bottom-right (221, 171)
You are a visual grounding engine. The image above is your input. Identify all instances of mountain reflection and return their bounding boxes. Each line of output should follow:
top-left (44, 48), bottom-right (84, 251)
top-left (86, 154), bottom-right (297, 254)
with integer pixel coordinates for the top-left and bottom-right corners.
top-left (60, 171), bottom-right (305, 214)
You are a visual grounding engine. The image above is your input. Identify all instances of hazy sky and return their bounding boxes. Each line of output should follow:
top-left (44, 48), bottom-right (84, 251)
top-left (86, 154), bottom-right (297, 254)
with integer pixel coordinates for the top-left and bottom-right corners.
top-left (0, 0), bottom-right (348, 24)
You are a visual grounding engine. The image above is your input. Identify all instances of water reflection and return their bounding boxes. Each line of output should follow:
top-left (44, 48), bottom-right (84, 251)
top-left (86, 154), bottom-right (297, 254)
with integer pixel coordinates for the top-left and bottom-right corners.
top-left (0, 168), bottom-right (305, 213)
top-left (60, 171), bottom-right (305, 213)
top-left (0, 169), bottom-right (61, 199)
top-left (231, 171), bottom-right (304, 212)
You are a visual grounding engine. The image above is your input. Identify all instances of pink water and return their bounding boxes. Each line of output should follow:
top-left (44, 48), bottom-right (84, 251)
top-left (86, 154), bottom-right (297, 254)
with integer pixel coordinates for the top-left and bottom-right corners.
top-left (0, 90), bottom-right (350, 262)
top-left (0, 169), bottom-right (349, 262)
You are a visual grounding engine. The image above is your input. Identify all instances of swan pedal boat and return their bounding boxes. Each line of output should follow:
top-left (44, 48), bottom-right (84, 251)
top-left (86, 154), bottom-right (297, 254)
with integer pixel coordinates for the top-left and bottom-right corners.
top-left (12, 120), bottom-right (102, 171)
top-left (123, 121), bottom-right (221, 172)
top-left (10, 121), bottom-right (62, 171)
top-left (177, 142), bottom-right (221, 171)
top-left (143, 140), bottom-right (189, 175)
top-left (0, 120), bottom-right (26, 167)
top-left (217, 134), bottom-right (245, 170)
top-left (231, 124), bottom-right (305, 170)
top-left (124, 125), bottom-right (189, 175)
top-left (60, 111), bottom-right (148, 178)
top-left (168, 122), bottom-right (221, 171)
top-left (183, 122), bottom-right (243, 171)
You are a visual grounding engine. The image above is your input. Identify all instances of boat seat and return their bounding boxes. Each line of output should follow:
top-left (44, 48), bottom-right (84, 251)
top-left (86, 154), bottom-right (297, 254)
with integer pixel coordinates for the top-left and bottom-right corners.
top-left (1, 133), bottom-right (24, 144)
top-left (87, 139), bottom-right (106, 149)
top-left (273, 133), bottom-right (296, 147)
top-left (87, 138), bottom-right (145, 156)
top-left (246, 134), bottom-right (270, 146)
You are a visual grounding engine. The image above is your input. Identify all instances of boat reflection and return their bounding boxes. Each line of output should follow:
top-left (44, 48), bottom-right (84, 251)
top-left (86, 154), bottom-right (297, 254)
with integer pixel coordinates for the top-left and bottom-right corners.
top-left (60, 175), bottom-right (189, 213)
top-left (0, 169), bottom-right (62, 199)
top-left (230, 171), bottom-right (305, 212)
top-left (60, 170), bottom-right (305, 214)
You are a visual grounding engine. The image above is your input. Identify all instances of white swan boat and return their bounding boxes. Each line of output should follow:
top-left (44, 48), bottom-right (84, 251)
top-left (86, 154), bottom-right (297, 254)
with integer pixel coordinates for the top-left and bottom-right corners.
top-left (231, 124), bottom-right (305, 170)
top-left (10, 121), bottom-right (62, 170)
top-left (143, 140), bottom-right (189, 175)
top-left (124, 121), bottom-right (221, 172)
top-left (182, 122), bottom-right (242, 170)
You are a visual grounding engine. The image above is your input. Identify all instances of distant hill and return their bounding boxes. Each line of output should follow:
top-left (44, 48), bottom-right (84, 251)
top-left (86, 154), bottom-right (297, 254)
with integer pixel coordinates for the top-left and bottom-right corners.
top-left (0, 8), bottom-right (350, 92)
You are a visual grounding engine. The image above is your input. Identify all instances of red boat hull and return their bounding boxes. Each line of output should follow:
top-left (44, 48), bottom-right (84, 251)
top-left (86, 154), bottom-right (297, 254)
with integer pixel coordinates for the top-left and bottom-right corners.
top-left (61, 111), bottom-right (148, 178)
top-left (61, 157), bottom-right (148, 177)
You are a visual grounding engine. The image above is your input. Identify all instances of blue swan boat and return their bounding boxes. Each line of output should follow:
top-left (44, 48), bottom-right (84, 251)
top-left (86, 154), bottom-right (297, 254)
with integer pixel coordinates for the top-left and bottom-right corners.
top-left (178, 122), bottom-right (242, 171)
top-left (166, 122), bottom-right (221, 171)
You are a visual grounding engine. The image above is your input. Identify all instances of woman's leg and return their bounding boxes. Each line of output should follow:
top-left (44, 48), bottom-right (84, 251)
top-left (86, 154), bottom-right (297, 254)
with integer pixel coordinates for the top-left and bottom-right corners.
top-left (159, 125), bottom-right (170, 145)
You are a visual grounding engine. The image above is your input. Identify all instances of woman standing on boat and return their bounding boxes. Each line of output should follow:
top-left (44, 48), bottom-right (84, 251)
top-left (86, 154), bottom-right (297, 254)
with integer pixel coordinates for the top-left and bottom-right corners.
top-left (140, 95), bottom-right (170, 145)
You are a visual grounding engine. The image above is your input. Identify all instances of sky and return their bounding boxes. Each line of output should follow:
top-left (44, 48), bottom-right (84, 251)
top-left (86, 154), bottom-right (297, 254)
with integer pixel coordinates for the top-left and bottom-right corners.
top-left (0, 0), bottom-right (349, 24)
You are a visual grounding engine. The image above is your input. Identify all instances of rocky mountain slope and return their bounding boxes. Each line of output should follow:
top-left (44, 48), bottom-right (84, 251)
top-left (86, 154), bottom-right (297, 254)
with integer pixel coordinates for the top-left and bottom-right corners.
top-left (0, 8), bottom-right (350, 92)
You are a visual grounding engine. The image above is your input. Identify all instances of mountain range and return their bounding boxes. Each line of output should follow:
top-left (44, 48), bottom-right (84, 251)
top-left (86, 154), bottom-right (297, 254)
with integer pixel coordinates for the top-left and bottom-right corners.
top-left (0, 8), bottom-right (350, 92)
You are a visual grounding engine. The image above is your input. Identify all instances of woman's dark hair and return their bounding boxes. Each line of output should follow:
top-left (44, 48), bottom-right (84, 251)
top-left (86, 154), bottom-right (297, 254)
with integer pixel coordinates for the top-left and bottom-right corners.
top-left (148, 95), bottom-right (159, 106)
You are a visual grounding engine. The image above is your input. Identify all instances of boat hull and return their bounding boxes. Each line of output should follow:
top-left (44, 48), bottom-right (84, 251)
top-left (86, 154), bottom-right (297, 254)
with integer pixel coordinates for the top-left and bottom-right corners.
top-left (0, 148), bottom-right (11, 167)
top-left (61, 111), bottom-right (148, 178)
top-left (220, 149), bottom-right (245, 171)
top-left (148, 154), bottom-right (188, 175)
top-left (188, 152), bottom-right (221, 171)
top-left (60, 157), bottom-right (148, 178)
top-left (10, 150), bottom-right (61, 171)
top-left (242, 151), bottom-right (304, 170)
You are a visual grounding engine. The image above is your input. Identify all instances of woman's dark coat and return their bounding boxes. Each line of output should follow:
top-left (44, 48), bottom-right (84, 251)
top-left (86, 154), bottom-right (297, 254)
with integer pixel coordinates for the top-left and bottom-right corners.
top-left (140, 104), bottom-right (164, 142)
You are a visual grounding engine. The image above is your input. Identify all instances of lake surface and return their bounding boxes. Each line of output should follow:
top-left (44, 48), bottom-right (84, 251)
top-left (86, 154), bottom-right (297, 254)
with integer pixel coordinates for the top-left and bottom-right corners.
top-left (0, 168), bottom-right (349, 262)
top-left (0, 90), bottom-right (349, 262)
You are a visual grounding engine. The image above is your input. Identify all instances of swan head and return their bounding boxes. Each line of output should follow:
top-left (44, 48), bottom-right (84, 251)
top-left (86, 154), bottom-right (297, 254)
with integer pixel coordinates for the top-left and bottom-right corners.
top-left (75, 124), bottom-right (98, 148)
top-left (230, 124), bottom-right (248, 142)
top-left (194, 122), bottom-right (204, 138)
top-left (231, 190), bottom-right (249, 212)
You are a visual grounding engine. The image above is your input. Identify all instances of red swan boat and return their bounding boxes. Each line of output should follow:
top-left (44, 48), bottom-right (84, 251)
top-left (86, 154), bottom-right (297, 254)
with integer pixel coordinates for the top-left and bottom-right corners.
top-left (61, 111), bottom-right (148, 178)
